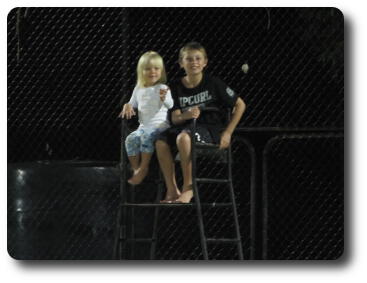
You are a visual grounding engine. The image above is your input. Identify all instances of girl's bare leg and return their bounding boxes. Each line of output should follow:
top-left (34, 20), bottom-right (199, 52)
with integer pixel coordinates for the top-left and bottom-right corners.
top-left (128, 152), bottom-right (152, 185)
top-left (175, 132), bottom-right (194, 203)
top-left (128, 155), bottom-right (140, 171)
top-left (155, 140), bottom-right (181, 202)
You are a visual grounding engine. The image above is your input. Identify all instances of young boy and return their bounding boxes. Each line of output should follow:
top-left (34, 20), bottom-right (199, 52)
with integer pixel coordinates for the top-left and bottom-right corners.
top-left (155, 42), bottom-right (246, 203)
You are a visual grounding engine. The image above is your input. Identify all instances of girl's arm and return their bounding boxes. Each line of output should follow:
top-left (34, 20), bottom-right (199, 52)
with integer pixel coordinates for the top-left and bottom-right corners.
top-left (159, 88), bottom-right (174, 109)
top-left (219, 97), bottom-right (246, 149)
top-left (119, 88), bottom-right (138, 119)
top-left (163, 90), bottom-right (174, 109)
top-left (120, 103), bottom-right (136, 119)
top-left (128, 87), bottom-right (138, 108)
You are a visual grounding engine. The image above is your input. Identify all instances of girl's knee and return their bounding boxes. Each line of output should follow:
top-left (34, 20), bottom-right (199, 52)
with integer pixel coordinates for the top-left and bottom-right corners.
top-left (126, 131), bottom-right (139, 142)
top-left (125, 133), bottom-right (134, 146)
top-left (140, 132), bottom-right (153, 144)
top-left (141, 138), bottom-right (155, 154)
top-left (125, 131), bottom-right (141, 156)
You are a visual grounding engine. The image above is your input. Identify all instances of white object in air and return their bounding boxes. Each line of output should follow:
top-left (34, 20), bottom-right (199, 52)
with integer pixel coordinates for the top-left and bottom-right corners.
top-left (242, 63), bottom-right (249, 73)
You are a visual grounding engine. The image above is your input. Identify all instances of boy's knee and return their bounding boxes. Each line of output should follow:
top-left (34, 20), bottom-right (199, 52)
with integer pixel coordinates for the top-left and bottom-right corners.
top-left (176, 132), bottom-right (191, 146)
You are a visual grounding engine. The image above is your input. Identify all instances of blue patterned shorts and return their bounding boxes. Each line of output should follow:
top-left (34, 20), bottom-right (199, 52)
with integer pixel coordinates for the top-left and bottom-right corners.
top-left (125, 128), bottom-right (163, 156)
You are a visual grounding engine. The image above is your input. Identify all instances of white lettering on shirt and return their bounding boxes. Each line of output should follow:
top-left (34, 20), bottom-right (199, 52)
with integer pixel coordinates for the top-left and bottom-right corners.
top-left (179, 91), bottom-right (213, 108)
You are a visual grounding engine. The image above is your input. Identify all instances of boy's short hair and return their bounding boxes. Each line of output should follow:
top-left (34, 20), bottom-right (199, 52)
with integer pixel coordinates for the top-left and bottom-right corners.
top-left (179, 42), bottom-right (208, 63)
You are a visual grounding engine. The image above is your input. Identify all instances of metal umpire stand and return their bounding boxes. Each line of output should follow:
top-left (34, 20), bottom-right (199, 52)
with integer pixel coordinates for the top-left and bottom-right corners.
top-left (114, 107), bottom-right (243, 260)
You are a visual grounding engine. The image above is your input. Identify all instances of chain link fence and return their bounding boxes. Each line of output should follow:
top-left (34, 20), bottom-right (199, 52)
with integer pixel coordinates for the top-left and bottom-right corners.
top-left (263, 134), bottom-right (343, 260)
top-left (8, 7), bottom-right (343, 162)
top-left (8, 7), bottom-right (343, 260)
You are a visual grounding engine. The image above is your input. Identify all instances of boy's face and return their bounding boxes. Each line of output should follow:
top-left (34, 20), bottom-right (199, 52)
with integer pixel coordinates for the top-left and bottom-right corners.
top-left (180, 49), bottom-right (207, 76)
top-left (143, 63), bottom-right (162, 86)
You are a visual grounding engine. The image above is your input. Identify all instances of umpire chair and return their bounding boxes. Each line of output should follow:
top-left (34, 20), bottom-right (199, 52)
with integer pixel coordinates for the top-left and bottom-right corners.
top-left (114, 107), bottom-right (243, 260)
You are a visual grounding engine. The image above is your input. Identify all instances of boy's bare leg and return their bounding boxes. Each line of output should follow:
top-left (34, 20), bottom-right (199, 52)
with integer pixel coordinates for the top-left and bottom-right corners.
top-left (175, 132), bottom-right (194, 203)
top-left (155, 140), bottom-right (181, 202)
top-left (128, 152), bottom-right (152, 185)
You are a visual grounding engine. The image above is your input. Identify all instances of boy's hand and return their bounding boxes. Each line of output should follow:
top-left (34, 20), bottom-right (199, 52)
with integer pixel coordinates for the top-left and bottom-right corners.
top-left (185, 106), bottom-right (201, 119)
top-left (159, 87), bottom-right (169, 101)
top-left (119, 103), bottom-right (136, 119)
top-left (219, 130), bottom-right (231, 149)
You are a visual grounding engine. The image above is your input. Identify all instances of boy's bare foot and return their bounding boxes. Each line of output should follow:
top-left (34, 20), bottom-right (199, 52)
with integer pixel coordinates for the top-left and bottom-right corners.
top-left (128, 167), bottom-right (148, 185)
top-left (160, 188), bottom-right (181, 203)
top-left (174, 185), bottom-right (193, 203)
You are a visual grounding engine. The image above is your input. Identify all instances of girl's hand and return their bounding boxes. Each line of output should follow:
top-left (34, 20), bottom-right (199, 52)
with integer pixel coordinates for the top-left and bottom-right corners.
top-left (159, 87), bottom-right (169, 101)
top-left (119, 103), bottom-right (136, 119)
top-left (219, 131), bottom-right (232, 149)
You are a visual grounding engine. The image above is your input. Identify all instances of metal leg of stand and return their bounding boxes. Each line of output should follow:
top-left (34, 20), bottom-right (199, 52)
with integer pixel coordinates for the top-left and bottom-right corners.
top-left (191, 119), bottom-right (209, 259)
top-left (113, 205), bottom-right (122, 259)
top-left (150, 178), bottom-right (163, 259)
top-left (227, 145), bottom-right (244, 259)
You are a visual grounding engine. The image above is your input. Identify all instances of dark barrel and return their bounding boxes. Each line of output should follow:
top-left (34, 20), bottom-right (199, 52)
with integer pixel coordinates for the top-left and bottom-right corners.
top-left (7, 161), bottom-right (120, 260)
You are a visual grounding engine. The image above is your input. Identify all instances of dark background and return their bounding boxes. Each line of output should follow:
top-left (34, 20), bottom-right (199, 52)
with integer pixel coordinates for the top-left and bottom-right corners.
top-left (7, 7), bottom-right (343, 260)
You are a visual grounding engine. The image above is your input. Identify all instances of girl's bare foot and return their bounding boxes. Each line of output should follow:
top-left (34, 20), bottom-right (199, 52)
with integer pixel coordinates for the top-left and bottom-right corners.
top-left (160, 188), bottom-right (181, 203)
top-left (174, 185), bottom-right (193, 203)
top-left (128, 167), bottom-right (148, 185)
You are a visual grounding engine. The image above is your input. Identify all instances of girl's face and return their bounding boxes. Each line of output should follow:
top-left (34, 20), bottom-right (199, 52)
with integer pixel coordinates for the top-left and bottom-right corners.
top-left (180, 50), bottom-right (207, 76)
top-left (143, 62), bottom-right (162, 87)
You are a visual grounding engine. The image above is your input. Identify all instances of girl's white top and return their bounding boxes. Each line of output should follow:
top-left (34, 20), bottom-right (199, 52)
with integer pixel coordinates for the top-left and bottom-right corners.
top-left (128, 84), bottom-right (173, 130)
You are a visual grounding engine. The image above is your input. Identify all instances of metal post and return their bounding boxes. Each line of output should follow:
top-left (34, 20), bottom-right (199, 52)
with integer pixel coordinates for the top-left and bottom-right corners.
top-left (150, 177), bottom-right (163, 259)
top-left (191, 118), bottom-right (209, 259)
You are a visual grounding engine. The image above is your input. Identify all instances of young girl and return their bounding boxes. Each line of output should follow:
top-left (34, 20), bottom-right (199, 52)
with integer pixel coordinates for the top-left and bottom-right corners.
top-left (155, 42), bottom-right (246, 203)
top-left (119, 51), bottom-right (173, 185)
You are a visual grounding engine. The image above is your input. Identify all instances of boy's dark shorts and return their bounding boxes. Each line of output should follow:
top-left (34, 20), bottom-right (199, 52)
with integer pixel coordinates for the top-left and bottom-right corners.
top-left (156, 124), bottom-right (221, 149)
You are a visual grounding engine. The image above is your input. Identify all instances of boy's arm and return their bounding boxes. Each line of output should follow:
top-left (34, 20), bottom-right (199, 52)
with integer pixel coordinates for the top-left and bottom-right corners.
top-left (171, 107), bottom-right (201, 125)
top-left (219, 97), bottom-right (246, 149)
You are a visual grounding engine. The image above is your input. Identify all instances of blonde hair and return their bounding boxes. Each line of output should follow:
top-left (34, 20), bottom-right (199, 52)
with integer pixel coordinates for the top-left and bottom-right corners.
top-left (179, 42), bottom-right (208, 63)
top-left (136, 51), bottom-right (167, 88)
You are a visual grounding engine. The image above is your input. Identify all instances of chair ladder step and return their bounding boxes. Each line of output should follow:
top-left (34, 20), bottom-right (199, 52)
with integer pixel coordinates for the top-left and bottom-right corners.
top-left (195, 143), bottom-right (220, 149)
top-left (124, 238), bottom-right (156, 243)
top-left (206, 238), bottom-right (240, 243)
top-left (121, 202), bottom-right (233, 208)
top-left (196, 178), bottom-right (230, 184)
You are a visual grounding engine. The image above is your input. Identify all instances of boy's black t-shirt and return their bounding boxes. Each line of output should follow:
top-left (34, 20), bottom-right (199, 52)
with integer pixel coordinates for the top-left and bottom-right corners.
top-left (169, 73), bottom-right (238, 129)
